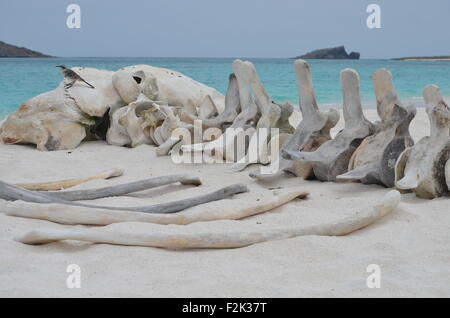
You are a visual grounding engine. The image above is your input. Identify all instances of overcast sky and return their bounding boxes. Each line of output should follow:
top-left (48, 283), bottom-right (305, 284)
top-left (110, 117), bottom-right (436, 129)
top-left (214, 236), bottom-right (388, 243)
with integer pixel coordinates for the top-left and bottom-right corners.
top-left (1, 0), bottom-right (449, 58)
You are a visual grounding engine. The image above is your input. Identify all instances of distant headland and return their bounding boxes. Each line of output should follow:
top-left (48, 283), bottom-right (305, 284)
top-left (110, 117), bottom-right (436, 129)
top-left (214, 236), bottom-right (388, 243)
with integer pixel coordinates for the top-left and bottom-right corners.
top-left (0, 41), bottom-right (53, 58)
top-left (392, 56), bottom-right (450, 61)
top-left (293, 46), bottom-right (360, 60)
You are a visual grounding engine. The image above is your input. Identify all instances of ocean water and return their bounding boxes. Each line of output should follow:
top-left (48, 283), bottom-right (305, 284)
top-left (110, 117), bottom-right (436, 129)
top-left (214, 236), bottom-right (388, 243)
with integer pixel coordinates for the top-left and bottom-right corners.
top-left (1, 57), bottom-right (450, 119)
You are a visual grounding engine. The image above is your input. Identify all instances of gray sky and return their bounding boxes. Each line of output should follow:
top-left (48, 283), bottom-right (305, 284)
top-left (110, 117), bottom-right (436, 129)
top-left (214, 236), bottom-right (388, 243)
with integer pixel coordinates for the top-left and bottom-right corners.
top-left (1, 0), bottom-right (449, 58)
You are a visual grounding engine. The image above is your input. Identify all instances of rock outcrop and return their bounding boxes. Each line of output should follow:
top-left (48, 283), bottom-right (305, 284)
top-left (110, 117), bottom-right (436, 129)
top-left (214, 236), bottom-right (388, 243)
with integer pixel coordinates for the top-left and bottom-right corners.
top-left (295, 46), bottom-right (360, 60)
top-left (0, 41), bottom-right (53, 58)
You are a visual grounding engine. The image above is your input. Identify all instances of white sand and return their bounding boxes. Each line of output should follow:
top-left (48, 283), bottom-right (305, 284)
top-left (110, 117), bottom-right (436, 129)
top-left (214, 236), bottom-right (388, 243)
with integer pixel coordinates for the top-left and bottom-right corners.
top-left (1, 108), bottom-right (450, 297)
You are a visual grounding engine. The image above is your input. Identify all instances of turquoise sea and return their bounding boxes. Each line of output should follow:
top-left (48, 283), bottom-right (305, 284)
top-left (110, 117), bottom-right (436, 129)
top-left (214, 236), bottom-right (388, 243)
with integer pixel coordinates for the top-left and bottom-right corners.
top-left (1, 57), bottom-right (450, 119)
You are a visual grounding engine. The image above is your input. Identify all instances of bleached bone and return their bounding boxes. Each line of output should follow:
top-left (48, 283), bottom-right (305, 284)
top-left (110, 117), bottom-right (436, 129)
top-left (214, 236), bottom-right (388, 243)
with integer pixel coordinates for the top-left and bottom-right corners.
top-left (230, 60), bottom-right (261, 128)
top-left (117, 94), bottom-right (154, 147)
top-left (2, 188), bottom-right (308, 226)
top-left (0, 179), bottom-right (248, 214)
top-left (44, 175), bottom-right (201, 201)
top-left (106, 107), bottom-right (132, 146)
top-left (251, 59), bottom-right (340, 180)
top-left (15, 191), bottom-right (400, 249)
top-left (230, 132), bottom-right (292, 173)
top-left (154, 106), bottom-right (182, 142)
top-left (229, 61), bottom-right (289, 171)
top-left (4, 175), bottom-right (200, 202)
top-left (183, 74), bottom-right (241, 128)
top-left (395, 85), bottom-right (450, 199)
top-left (152, 105), bottom-right (198, 156)
top-left (337, 69), bottom-right (416, 187)
top-left (275, 101), bottom-right (295, 134)
top-left (283, 69), bottom-right (375, 181)
top-left (198, 95), bottom-right (219, 119)
top-left (182, 60), bottom-right (261, 162)
top-left (180, 74), bottom-right (241, 129)
top-left (112, 65), bottom-right (225, 114)
top-left (16, 168), bottom-right (124, 191)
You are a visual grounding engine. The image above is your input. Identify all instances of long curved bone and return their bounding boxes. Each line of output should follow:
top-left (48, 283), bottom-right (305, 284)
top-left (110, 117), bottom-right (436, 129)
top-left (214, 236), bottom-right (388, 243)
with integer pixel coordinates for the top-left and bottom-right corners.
top-left (15, 168), bottom-right (124, 191)
top-left (395, 85), bottom-right (450, 199)
top-left (251, 59), bottom-right (340, 180)
top-left (41, 175), bottom-right (202, 201)
top-left (282, 69), bottom-right (375, 181)
top-left (337, 69), bottom-right (416, 187)
top-left (2, 187), bottom-right (308, 226)
top-left (15, 191), bottom-right (401, 249)
top-left (0, 179), bottom-right (248, 214)
top-left (5, 175), bottom-right (201, 202)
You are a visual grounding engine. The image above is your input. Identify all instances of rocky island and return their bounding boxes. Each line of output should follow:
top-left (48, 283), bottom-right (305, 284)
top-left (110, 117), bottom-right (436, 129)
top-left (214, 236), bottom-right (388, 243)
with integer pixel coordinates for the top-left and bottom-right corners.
top-left (294, 46), bottom-right (360, 60)
top-left (0, 41), bottom-right (53, 58)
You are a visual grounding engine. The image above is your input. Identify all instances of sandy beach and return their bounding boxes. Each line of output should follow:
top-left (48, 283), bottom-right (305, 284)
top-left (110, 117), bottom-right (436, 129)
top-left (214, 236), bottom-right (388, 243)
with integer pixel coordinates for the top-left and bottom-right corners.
top-left (1, 107), bottom-right (449, 297)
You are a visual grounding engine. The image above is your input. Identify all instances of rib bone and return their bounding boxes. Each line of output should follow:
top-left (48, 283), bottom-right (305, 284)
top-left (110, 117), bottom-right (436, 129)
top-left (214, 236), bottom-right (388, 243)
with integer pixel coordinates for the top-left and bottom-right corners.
top-left (2, 187), bottom-right (308, 226)
top-left (41, 175), bottom-right (202, 201)
top-left (16, 168), bottom-right (124, 191)
top-left (0, 178), bottom-right (248, 214)
top-left (14, 191), bottom-right (401, 249)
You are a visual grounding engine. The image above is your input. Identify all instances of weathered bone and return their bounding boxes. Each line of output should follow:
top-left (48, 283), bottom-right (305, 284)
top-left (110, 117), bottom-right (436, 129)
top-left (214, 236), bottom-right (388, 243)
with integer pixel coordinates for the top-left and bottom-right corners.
top-left (229, 61), bottom-right (288, 171)
top-left (337, 69), bottom-right (416, 187)
top-left (3, 175), bottom-right (200, 202)
top-left (14, 191), bottom-right (401, 249)
top-left (198, 95), bottom-right (219, 119)
top-left (251, 59), bottom-right (340, 180)
top-left (112, 65), bottom-right (225, 114)
top-left (1, 65), bottom-right (226, 151)
top-left (153, 105), bottom-right (198, 156)
top-left (43, 175), bottom-right (202, 201)
top-left (1, 68), bottom-right (123, 151)
top-left (0, 179), bottom-right (248, 214)
top-left (282, 69), bottom-right (375, 181)
top-left (395, 85), bottom-right (450, 199)
top-left (182, 60), bottom-right (261, 162)
top-left (181, 74), bottom-right (241, 129)
top-left (117, 94), bottom-right (154, 147)
top-left (230, 132), bottom-right (291, 173)
top-left (15, 168), bottom-right (124, 191)
top-left (2, 188), bottom-right (308, 226)
top-left (106, 107), bottom-right (132, 146)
